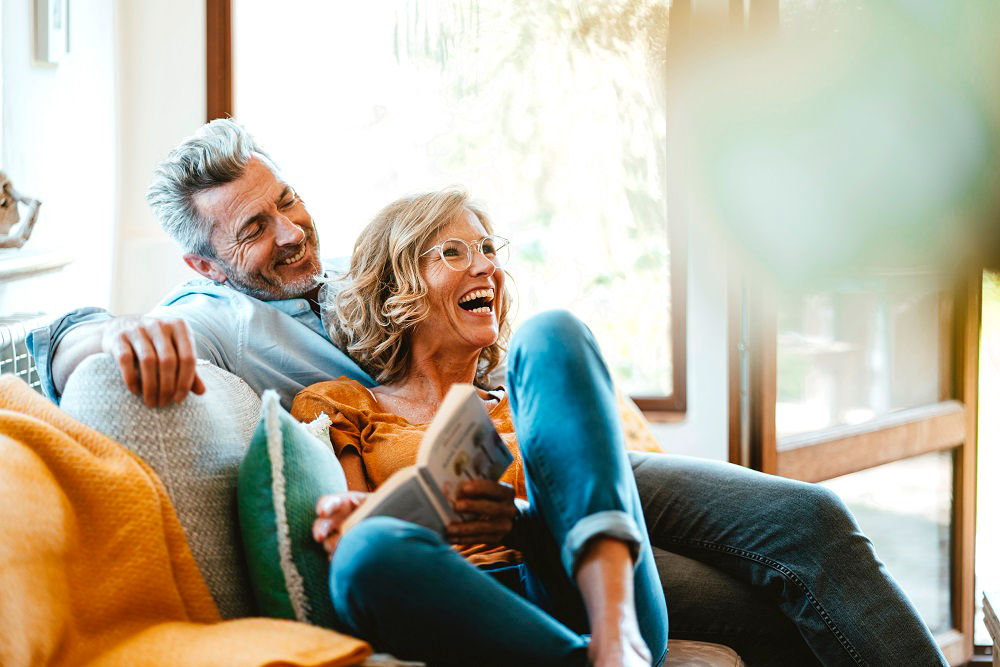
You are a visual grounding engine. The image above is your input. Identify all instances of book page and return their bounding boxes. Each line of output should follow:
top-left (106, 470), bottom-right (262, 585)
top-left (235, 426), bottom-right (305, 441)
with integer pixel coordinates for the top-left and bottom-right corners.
top-left (417, 385), bottom-right (513, 510)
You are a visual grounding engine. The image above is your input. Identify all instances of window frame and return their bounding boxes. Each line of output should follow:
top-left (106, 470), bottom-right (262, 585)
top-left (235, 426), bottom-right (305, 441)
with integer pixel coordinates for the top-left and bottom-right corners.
top-left (728, 259), bottom-right (981, 665)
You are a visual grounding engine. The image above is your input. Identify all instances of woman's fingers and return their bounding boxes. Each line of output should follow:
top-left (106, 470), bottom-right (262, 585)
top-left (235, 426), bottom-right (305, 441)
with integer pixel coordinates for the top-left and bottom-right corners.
top-left (454, 498), bottom-right (517, 517)
top-left (313, 492), bottom-right (370, 556)
top-left (312, 517), bottom-right (343, 555)
top-left (446, 517), bottom-right (514, 545)
top-left (315, 491), bottom-right (369, 517)
top-left (456, 479), bottom-right (515, 501)
top-left (448, 480), bottom-right (518, 545)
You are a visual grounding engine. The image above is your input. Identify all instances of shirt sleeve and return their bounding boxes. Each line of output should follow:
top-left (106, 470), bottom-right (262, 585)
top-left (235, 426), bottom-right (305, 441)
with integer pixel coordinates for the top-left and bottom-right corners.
top-left (27, 307), bottom-right (113, 403)
top-left (291, 387), bottom-right (364, 460)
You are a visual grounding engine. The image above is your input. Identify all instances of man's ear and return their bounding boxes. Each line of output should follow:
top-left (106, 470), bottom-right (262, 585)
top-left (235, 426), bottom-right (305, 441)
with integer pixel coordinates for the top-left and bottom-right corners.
top-left (183, 253), bottom-right (228, 284)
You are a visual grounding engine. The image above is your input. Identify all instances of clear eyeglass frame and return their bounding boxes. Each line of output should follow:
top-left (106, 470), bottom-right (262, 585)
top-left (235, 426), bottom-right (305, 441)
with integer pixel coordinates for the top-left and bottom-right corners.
top-left (419, 234), bottom-right (510, 271)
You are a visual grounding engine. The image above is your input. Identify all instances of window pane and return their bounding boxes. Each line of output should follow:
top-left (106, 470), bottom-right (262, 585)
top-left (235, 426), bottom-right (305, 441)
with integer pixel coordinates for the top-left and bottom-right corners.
top-left (233, 1), bottom-right (673, 395)
top-left (776, 270), bottom-right (946, 439)
top-left (821, 451), bottom-right (953, 634)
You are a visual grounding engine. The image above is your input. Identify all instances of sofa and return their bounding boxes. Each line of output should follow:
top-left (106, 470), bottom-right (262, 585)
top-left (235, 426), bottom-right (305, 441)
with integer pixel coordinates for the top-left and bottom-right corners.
top-left (0, 352), bottom-right (744, 666)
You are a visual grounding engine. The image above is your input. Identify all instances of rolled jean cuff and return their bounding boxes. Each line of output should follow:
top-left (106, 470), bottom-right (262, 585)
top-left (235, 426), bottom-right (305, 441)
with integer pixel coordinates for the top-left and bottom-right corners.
top-left (562, 510), bottom-right (643, 576)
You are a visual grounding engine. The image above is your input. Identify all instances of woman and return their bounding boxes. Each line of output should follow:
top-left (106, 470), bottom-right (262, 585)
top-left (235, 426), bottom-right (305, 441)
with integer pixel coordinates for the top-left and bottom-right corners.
top-left (294, 189), bottom-right (948, 667)
top-left (293, 189), bottom-right (666, 667)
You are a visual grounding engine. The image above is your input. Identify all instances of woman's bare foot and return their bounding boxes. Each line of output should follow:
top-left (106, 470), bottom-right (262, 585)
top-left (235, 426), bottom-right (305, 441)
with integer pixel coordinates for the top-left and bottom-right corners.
top-left (575, 538), bottom-right (653, 667)
top-left (587, 609), bottom-right (652, 667)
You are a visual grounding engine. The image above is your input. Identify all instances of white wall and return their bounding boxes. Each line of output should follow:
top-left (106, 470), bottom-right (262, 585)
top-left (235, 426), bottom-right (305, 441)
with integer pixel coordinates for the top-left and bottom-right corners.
top-left (648, 211), bottom-right (730, 461)
top-left (113, 0), bottom-right (204, 314)
top-left (1, 0), bottom-right (118, 315)
top-left (0, 0), bottom-right (205, 317)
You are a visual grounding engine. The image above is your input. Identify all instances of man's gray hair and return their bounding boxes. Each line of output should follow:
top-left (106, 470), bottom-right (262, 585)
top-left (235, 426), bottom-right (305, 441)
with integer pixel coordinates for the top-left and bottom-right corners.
top-left (146, 119), bottom-right (273, 257)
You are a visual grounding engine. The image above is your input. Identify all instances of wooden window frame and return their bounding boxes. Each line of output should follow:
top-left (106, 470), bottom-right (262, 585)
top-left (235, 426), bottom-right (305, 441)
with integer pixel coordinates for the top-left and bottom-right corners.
top-left (208, 0), bottom-right (689, 415)
top-left (728, 262), bottom-right (981, 665)
top-left (206, 0), bottom-right (232, 121)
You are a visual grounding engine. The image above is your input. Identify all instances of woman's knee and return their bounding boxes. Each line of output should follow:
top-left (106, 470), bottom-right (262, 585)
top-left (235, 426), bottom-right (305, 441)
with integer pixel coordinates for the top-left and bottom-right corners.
top-left (330, 517), bottom-right (441, 600)
top-left (508, 310), bottom-right (608, 387)
top-left (510, 310), bottom-right (592, 360)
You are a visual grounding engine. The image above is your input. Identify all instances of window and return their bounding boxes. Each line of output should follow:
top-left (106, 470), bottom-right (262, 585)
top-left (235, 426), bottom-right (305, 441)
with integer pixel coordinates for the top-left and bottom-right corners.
top-left (722, 0), bottom-right (991, 661)
top-left (776, 270), bottom-right (948, 439)
top-left (211, 0), bottom-right (685, 410)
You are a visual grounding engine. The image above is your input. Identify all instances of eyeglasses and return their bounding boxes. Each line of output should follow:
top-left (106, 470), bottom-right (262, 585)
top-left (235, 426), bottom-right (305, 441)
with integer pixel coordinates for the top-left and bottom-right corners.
top-left (420, 235), bottom-right (510, 272)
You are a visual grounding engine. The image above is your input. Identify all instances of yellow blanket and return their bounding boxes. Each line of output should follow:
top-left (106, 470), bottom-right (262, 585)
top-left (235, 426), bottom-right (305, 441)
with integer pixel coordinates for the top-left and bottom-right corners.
top-left (0, 376), bottom-right (371, 667)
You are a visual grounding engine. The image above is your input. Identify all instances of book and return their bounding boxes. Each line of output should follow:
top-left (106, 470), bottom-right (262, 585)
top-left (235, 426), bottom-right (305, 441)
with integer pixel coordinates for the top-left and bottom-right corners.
top-left (341, 383), bottom-right (514, 535)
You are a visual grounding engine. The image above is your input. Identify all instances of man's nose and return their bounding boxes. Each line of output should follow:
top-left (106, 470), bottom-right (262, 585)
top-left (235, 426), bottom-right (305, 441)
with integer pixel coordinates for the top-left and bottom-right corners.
top-left (274, 214), bottom-right (306, 246)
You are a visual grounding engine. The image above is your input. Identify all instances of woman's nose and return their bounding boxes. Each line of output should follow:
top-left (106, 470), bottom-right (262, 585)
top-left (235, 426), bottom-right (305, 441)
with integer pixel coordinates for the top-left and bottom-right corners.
top-left (274, 214), bottom-right (306, 246)
top-left (468, 247), bottom-right (497, 276)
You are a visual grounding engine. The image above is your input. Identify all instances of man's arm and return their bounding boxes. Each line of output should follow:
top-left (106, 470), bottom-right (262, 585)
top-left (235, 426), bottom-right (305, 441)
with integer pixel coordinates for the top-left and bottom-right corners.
top-left (50, 315), bottom-right (205, 407)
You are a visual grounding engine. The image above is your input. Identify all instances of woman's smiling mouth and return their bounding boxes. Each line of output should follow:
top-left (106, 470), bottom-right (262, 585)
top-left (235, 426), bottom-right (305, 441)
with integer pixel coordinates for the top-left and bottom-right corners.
top-left (458, 287), bottom-right (495, 313)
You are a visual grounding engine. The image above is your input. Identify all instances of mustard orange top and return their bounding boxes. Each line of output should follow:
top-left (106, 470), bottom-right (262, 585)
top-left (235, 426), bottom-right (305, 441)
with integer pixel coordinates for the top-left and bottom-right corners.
top-left (292, 378), bottom-right (525, 568)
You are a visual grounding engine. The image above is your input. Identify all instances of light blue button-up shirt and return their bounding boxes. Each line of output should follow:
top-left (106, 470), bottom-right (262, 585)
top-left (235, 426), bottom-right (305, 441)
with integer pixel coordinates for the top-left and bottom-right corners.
top-left (27, 275), bottom-right (375, 410)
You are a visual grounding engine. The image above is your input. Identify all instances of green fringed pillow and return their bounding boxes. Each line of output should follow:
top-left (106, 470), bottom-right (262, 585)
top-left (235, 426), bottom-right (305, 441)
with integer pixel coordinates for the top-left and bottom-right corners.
top-left (237, 390), bottom-right (347, 627)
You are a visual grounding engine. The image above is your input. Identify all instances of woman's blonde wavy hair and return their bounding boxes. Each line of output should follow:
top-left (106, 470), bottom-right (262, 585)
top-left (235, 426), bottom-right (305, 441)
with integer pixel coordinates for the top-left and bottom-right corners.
top-left (328, 188), bottom-right (512, 387)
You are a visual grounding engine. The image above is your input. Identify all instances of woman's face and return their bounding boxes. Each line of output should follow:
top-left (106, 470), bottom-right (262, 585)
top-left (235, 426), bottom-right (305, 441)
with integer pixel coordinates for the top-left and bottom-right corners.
top-left (414, 207), bottom-right (506, 355)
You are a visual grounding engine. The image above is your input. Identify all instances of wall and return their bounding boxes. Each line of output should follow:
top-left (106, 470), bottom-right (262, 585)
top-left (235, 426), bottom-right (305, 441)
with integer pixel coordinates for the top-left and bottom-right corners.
top-left (1, 0), bottom-right (118, 316)
top-left (113, 0), bottom-right (204, 314)
top-left (648, 209), bottom-right (730, 461)
top-left (0, 0), bottom-right (204, 317)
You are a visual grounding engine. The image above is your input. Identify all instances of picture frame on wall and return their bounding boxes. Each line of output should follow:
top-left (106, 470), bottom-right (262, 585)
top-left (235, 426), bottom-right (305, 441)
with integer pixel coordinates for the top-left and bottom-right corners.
top-left (34, 0), bottom-right (69, 65)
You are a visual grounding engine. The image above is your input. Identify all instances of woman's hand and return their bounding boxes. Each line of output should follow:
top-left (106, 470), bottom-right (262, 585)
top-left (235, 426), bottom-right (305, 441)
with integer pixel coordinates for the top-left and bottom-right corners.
top-left (446, 480), bottom-right (518, 546)
top-left (313, 491), bottom-right (369, 557)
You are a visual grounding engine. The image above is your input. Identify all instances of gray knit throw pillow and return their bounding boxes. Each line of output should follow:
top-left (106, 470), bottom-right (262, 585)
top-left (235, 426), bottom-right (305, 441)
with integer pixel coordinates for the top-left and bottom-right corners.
top-left (61, 354), bottom-right (261, 619)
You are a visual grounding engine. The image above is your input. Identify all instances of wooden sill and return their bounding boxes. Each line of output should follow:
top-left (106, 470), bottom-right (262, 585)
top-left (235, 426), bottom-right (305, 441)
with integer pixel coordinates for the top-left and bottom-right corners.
top-left (641, 410), bottom-right (687, 424)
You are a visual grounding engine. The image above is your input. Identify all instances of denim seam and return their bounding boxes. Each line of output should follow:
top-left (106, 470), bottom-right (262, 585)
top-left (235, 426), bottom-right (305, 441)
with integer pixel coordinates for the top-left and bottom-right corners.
top-left (524, 444), bottom-right (576, 575)
top-left (664, 537), bottom-right (867, 667)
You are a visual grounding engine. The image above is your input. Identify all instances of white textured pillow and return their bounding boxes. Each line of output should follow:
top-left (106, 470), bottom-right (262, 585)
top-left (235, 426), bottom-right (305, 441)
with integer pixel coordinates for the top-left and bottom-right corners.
top-left (60, 354), bottom-right (261, 619)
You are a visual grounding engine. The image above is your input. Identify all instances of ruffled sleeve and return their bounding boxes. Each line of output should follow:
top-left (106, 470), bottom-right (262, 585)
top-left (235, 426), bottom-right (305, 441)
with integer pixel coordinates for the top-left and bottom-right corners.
top-left (291, 379), bottom-right (376, 460)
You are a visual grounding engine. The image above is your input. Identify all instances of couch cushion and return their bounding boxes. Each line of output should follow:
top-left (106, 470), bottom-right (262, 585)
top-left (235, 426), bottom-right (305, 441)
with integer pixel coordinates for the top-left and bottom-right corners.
top-left (60, 354), bottom-right (260, 619)
top-left (664, 639), bottom-right (745, 666)
top-left (238, 390), bottom-right (348, 627)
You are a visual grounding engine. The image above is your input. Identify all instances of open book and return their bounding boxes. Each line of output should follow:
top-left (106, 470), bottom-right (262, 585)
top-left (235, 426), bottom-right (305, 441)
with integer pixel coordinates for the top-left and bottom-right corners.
top-left (341, 383), bottom-right (514, 535)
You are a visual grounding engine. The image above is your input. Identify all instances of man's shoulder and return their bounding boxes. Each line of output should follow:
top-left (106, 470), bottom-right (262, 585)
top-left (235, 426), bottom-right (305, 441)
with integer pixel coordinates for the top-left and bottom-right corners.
top-left (158, 278), bottom-right (235, 305)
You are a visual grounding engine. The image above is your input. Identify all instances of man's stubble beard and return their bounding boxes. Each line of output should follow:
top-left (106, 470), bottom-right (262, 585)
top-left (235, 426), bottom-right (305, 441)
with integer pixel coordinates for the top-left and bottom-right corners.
top-left (219, 225), bottom-right (323, 301)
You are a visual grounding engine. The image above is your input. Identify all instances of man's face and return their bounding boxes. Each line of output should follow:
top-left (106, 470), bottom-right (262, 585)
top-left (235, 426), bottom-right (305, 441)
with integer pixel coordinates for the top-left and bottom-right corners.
top-left (193, 156), bottom-right (322, 300)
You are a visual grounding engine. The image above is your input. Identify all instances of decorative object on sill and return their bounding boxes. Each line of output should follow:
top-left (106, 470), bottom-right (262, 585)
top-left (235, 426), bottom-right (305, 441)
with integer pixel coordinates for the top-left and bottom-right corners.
top-left (0, 171), bottom-right (42, 250)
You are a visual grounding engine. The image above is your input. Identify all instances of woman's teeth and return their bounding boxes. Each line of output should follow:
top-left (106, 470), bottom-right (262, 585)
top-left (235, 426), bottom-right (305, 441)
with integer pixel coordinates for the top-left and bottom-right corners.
top-left (458, 288), bottom-right (495, 313)
top-left (280, 246), bottom-right (306, 265)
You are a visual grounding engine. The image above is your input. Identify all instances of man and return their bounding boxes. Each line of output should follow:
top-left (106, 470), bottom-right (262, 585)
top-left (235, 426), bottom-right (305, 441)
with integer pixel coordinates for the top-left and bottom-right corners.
top-left (29, 120), bottom-right (944, 666)
top-left (30, 120), bottom-right (371, 410)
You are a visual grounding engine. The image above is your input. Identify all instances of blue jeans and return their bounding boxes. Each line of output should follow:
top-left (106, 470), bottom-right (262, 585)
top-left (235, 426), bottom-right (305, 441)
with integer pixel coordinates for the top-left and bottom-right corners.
top-left (329, 311), bottom-right (947, 666)
top-left (329, 310), bottom-right (669, 666)
top-left (629, 452), bottom-right (948, 666)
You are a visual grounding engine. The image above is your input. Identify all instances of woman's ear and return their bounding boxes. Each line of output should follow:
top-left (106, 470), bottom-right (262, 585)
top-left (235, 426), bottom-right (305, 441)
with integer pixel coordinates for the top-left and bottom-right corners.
top-left (183, 253), bottom-right (228, 284)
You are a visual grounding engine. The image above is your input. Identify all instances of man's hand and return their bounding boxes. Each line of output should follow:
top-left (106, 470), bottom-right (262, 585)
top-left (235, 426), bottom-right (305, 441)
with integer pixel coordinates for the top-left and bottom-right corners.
top-left (100, 316), bottom-right (205, 408)
top-left (446, 480), bottom-right (517, 546)
top-left (313, 491), bottom-right (370, 557)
